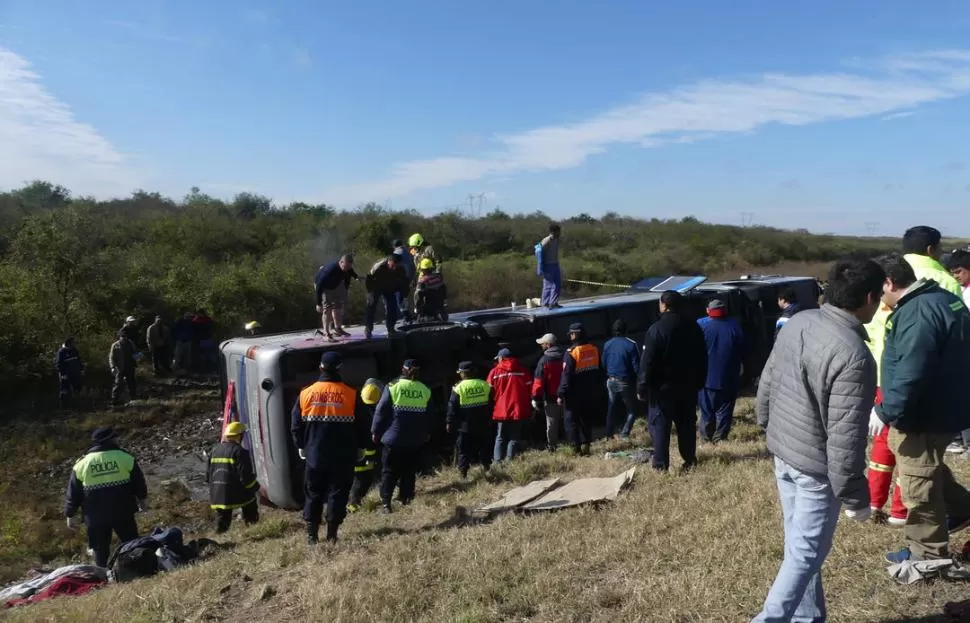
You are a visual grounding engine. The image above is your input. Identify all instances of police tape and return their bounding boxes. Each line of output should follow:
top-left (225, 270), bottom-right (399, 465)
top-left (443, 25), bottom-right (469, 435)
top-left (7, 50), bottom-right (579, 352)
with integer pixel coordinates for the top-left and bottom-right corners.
top-left (565, 278), bottom-right (631, 289)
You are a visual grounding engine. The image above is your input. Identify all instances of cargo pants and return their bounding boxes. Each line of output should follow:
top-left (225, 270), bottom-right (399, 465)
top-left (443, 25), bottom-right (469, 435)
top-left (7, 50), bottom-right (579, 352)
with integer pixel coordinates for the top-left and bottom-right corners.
top-left (888, 428), bottom-right (970, 559)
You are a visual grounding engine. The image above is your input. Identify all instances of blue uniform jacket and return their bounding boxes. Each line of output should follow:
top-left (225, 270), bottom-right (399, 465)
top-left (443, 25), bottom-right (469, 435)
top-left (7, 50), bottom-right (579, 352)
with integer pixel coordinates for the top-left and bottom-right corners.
top-left (290, 372), bottom-right (369, 468)
top-left (55, 346), bottom-right (84, 378)
top-left (372, 381), bottom-right (433, 447)
top-left (65, 442), bottom-right (148, 527)
top-left (697, 316), bottom-right (745, 391)
top-left (602, 337), bottom-right (640, 381)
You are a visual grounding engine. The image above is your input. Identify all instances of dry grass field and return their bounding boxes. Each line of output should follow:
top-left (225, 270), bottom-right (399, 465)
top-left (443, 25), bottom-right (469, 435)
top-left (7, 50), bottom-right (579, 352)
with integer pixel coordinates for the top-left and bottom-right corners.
top-left (4, 393), bottom-right (970, 622)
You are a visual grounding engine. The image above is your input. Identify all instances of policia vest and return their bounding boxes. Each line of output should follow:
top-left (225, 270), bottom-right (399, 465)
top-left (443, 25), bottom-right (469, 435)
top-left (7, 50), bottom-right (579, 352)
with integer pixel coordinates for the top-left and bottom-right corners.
top-left (74, 449), bottom-right (135, 492)
top-left (452, 379), bottom-right (491, 432)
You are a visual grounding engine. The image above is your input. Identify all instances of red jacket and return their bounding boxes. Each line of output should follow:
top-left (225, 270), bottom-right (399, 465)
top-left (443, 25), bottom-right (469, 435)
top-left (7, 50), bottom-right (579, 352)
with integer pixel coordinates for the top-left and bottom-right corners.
top-left (487, 358), bottom-right (533, 422)
top-left (531, 345), bottom-right (565, 401)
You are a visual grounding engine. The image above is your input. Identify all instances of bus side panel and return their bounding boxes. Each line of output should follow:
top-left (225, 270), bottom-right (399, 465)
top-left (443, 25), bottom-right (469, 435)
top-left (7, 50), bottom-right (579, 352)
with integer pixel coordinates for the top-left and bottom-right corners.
top-left (255, 351), bottom-right (300, 510)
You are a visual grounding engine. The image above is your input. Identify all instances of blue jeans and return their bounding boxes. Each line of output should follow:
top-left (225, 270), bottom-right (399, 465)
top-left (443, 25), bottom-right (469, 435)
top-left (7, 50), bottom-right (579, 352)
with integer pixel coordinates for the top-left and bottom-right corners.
top-left (494, 421), bottom-right (522, 463)
top-left (753, 458), bottom-right (841, 623)
top-left (540, 263), bottom-right (561, 307)
top-left (606, 378), bottom-right (638, 437)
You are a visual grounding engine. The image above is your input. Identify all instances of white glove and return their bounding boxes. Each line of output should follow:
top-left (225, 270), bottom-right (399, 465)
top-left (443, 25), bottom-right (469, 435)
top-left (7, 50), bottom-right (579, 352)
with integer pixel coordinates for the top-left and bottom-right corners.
top-left (868, 408), bottom-right (886, 438)
top-left (844, 507), bottom-right (871, 522)
top-left (298, 448), bottom-right (306, 460)
top-left (531, 400), bottom-right (539, 410)
top-left (66, 516), bottom-right (79, 530)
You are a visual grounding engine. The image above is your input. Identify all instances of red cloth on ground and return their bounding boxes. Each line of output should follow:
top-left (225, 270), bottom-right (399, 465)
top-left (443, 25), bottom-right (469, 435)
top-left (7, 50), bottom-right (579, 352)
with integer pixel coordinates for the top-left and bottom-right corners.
top-left (4, 576), bottom-right (105, 608)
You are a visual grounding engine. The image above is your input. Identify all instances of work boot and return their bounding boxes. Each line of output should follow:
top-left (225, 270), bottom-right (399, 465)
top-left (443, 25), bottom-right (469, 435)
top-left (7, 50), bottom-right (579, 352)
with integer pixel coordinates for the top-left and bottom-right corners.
top-left (459, 468), bottom-right (468, 480)
top-left (325, 523), bottom-right (339, 543)
top-left (381, 503), bottom-right (393, 514)
top-left (364, 330), bottom-right (373, 340)
top-left (335, 327), bottom-right (351, 338)
top-left (306, 523), bottom-right (319, 545)
top-left (580, 444), bottom-right (591, 456)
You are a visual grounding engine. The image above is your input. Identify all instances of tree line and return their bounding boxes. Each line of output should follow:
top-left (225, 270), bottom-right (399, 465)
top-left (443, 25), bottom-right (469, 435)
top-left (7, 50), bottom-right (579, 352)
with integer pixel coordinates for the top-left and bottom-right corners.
top-left (0, 181), bottom-right (900, 404)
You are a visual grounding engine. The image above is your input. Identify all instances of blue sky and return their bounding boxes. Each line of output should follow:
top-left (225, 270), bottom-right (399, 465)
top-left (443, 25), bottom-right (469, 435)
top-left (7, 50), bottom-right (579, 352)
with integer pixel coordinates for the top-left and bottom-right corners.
top-left (2, 1), bottom-right (970, 235)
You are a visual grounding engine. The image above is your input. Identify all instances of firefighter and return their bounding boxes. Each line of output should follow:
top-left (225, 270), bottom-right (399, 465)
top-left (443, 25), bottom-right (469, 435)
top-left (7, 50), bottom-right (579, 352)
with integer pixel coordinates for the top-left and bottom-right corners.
top-left (372, 359), bottom-right (433, 513)
top-left (207, 421), bottom-right (260, 533)
top-left (290, 351), bottom-right (370, 544)
top-left (447, 361), bottom-right (493, 478)
top-left (55, 337), bottom-right (84, 408)
top-left (414, 258), bottom-right (448, 321)
top-left (348, 378), bottom-right (385, 512)
top-left (64, 427), bottom-right (148, 568)
top-left (557, 323), bottom-right (604, 456)
top-left (244, 320), bottom-right (261, 336)
top-left (408, 233), bottom-right (441, 275)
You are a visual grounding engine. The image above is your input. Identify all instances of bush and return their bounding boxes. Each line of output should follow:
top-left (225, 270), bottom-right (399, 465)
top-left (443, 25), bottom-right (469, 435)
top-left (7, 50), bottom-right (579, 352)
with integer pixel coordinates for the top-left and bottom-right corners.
top-left (0, 180), bottom-right (916, 404)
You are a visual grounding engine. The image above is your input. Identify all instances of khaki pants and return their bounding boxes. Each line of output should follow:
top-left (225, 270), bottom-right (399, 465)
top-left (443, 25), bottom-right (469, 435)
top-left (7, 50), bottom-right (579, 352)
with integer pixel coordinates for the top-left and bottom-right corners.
top-left (888, 428), bottom-right (970, 559)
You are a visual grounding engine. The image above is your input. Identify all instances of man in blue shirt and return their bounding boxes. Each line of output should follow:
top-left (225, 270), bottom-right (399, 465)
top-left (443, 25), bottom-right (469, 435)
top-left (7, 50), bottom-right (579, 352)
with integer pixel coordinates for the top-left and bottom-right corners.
top-left (602, 319), bottom-right (640, 439)
top-left (697, 299), bottom-right (745, 443)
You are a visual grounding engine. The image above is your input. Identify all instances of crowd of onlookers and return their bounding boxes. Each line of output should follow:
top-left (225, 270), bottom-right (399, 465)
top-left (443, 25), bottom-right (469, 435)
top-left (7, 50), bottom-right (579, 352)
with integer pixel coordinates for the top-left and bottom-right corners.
top-left (55, 309), bottom-right (218, 407)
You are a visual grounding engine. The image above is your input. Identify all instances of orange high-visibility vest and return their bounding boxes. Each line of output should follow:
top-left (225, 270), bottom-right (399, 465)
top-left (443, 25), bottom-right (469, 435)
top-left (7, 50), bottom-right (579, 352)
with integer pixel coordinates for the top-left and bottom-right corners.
top-left (299, 381), bottom-right (357, 423)
top-left (569, 344), bottom-right (600, 373)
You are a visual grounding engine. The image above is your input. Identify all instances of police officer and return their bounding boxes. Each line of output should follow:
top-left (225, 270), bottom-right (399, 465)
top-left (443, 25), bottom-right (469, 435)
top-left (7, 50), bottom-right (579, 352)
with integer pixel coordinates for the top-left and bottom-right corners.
top-left (64, 427), bottom-right (148, 568)
top-left (348, 378), bottom-right (385, 512)
top-left (372, 359), bottom-right (433, 513)
top-left (207, 421), bottom-right (260, 533)
top-left (558, 322), bottom-right (604, 456)
top-left (290, 351), bottom-right (370, 544)
top-left (447, 361), bottom-right (493, 479)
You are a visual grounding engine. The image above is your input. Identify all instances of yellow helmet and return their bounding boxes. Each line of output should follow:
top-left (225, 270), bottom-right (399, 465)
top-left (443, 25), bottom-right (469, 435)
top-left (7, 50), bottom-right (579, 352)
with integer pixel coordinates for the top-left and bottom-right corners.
top-left (361, 378), bottom-right (385, 405)
top-left (419, 258), bottom-right (435, 271)
top-left (244, 320), bottom-right (261, 331)
top-left (225, 422), bottom-right (247, 438)
top-left (408, 233), bottom-right (424, 247)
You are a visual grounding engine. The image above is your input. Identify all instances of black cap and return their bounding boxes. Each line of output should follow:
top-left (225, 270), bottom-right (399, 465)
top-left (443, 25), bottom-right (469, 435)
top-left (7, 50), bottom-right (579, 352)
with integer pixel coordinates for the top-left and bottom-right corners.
top-left (320, 351), bottom-right (343, 368)
top-left (403, 358), bottom-right (420, 370)
top-left (568, 322), bottom-right (584, 333)
top-left (457, 361), bottom-right (474, 372)
top-left (92, 427), bottom-right (116, 444)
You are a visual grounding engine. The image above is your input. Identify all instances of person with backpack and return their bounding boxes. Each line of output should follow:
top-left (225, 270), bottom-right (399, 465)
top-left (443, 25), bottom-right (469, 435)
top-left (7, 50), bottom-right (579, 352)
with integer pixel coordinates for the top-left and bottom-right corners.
top-left (207, 421), bottom-right (260, 533)
top-left (64, 427), bottom-right (148, 568)
top-left (535, 223), bottom-right (563, 309)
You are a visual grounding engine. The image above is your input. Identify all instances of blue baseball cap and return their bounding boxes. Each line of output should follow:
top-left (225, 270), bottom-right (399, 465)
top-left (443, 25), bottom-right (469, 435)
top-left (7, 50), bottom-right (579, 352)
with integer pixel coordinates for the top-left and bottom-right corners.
top-left (457, 361), bottom-right (474, 372)
top-left (494, 348), bottom-right (511, 360)
top-left (402, 358), bottom-right (420, 370)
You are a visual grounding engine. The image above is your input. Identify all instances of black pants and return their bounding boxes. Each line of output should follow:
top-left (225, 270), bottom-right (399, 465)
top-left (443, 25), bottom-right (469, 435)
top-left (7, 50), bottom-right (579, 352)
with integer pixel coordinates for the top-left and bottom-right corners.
top-left (381, 445), bottom-right (422, 505)
top-left (111, 369), bottom-right (136, 404)
top-left (456, 430), bottom-right (492, 473)
top-left (364, 292), bottom-right (399, 334)
top-left (349, 468), bottom-right (376, 506)
top-left (87, 515), bottom-right (139, 568)
top-left (215, 501), bottom-right (259, 533)
top-left (647, 391), bottom-right (698, 471)
top-left (564, 401), bottom-right (593, 451)
top-left (303, 463), bottom-right (354, 528)
top-left (151, 347), bottom-right (172, 374)
top-left (59, 375), bottom-right (82, 405)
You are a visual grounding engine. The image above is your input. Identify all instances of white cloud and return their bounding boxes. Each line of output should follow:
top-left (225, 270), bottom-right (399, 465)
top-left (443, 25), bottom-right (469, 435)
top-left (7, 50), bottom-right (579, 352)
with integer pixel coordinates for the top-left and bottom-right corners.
top-left (324, 48), bottom-right (970, 205)
top-left (881, 111), bottom-right (915, 121)
top-left (0, 46), bottom-right (141, 196)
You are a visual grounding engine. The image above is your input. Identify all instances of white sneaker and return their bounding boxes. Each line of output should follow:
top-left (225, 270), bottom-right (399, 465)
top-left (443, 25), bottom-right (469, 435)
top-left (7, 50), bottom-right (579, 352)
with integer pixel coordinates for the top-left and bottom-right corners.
top-left (946, 442), bottom-right (965, 454)
top-left (887, 516), bottom-right (907, 527)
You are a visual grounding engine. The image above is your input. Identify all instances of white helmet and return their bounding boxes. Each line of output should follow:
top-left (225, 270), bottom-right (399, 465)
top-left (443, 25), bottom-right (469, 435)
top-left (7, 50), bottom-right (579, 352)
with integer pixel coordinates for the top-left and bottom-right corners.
top-left (125, 315), bottom-right (137, 323)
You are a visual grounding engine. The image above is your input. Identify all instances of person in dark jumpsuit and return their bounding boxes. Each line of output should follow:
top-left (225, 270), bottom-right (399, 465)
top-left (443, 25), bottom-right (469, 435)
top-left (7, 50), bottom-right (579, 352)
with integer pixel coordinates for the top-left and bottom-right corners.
top-left (207, 421), bottom-right (260, 533)
top-left (55, 337), bottom-right (84, 407)
top-left (291, 351), bottom-right (370, 544)
top-left (558, 322), bottom-right (604, 456)
top-left (372, 359), bottom-right (433, 513)
top-left (348, 378), bottom-right (385, 513)
top-left (447, 361), bottom-right (493, 479)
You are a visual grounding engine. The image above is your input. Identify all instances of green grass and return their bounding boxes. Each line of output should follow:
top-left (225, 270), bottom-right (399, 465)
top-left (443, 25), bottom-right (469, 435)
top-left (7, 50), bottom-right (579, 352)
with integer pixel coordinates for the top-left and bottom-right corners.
top-left (4, 397), bottom-right (970, 621)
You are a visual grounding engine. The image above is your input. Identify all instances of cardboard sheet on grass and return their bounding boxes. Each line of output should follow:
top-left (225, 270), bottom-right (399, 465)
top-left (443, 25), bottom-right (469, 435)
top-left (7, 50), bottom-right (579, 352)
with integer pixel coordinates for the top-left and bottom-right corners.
top-left (476, 467), bottom-right (636, 514)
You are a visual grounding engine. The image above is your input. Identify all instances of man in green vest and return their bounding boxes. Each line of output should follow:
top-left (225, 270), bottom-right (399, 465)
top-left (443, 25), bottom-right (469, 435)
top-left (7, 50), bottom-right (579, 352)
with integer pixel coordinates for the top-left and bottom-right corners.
top-left (64, 427), bottom-right (148, 568)
top-left (446, 361), bottom-right (494, 479)
top-left (372, 359), bottom-right (433, 513)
